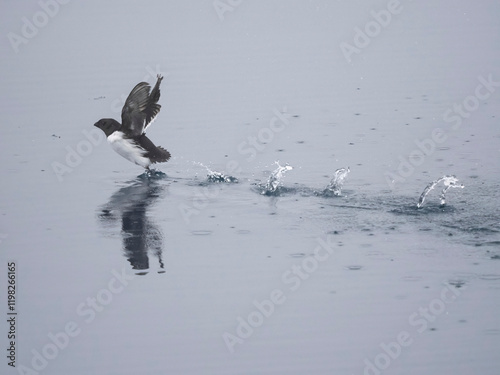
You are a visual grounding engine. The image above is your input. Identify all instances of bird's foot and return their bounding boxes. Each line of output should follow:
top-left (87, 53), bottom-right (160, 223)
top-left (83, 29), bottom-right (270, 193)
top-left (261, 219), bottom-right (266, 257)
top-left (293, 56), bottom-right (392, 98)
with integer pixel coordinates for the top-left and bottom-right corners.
top-left (143, 167), bottom-right (166, 179)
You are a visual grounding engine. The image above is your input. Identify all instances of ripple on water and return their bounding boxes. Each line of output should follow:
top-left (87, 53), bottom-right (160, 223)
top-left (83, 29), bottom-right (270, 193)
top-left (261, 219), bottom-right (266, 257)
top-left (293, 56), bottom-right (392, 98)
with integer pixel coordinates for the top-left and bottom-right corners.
top-left (483, 329), bottom-right (500, 335)
top-left (478, 274), bottom-right (500, 281)
top-left (366, 250), bottom-right (385, 257)
top-left (236, 229), bottom-right (251, 235)
top-left (408, 247), bottom-right (438, 256)
top-left (365, 250), bottom-right (392, 260)
top-left (448, 279), bottom-right (467, 289)
top-left (448, 272), bottom-right (477, 288)
top-left (346, 265), bottom-right (363, 271)
top-left (475, 241), bottom-right (500, 247)
top-left (390, 203), bottom-right (457, 216)
top-left (190, 230), bottom-right (213, 236)
top-left (401, 275), bottom-right (423, 282)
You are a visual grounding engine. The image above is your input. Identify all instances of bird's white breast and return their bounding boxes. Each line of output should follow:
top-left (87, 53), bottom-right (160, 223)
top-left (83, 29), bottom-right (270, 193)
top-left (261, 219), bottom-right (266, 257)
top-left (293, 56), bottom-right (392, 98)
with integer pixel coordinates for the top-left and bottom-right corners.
top-left (107, 132), bottom-right (150, 168)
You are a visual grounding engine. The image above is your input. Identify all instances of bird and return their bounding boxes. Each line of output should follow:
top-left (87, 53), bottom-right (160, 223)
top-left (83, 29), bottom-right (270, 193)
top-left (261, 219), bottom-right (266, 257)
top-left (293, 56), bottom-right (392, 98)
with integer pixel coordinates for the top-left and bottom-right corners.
top-left (94, 75), bottom-right (171, 170)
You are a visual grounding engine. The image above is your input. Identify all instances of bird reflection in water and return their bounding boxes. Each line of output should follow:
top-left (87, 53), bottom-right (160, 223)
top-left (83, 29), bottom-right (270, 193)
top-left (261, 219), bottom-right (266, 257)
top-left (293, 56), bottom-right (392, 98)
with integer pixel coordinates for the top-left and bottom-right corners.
top-left (98, 173), bottom-right (167, 275)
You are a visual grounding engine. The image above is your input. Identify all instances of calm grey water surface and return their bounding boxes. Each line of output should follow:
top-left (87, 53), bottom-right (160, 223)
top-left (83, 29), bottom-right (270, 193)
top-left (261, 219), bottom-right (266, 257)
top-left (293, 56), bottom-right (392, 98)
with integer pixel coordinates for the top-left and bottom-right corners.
top-left (1, 1), bottom-right (499, 374)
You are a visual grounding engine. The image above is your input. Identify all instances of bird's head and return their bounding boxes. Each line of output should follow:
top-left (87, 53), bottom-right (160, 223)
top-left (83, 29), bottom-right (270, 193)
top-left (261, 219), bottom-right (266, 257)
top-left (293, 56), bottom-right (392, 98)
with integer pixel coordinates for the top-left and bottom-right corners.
top-left (94, 118), bottom-right (121, 137)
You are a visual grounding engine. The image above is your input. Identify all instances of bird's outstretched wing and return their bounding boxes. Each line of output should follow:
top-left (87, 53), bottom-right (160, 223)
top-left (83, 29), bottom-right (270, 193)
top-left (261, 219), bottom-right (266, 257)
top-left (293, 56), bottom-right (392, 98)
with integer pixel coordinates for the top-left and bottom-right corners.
top-left (121, 75), bottom-right (163, 136)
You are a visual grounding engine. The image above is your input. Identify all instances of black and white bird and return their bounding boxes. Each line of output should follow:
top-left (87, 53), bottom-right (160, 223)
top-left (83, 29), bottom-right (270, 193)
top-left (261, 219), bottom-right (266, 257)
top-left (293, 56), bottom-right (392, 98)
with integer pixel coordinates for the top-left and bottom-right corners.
top-left (94, 75), bottom-right (171, 170)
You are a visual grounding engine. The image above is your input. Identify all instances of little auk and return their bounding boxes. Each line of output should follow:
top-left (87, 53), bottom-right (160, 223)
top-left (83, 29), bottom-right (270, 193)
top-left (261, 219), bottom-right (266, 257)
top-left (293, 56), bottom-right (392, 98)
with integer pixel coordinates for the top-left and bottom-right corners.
top-left (94, 75), bottom-right (171, 170)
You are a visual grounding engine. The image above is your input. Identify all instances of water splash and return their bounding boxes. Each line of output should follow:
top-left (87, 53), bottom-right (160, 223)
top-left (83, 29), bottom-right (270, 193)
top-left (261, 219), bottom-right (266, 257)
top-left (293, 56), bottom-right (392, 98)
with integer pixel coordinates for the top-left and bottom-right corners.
top-left (142, 169), bottom-right (167, 180)
top-left (207, 171), bottom-right (238, 183)
top-left (417, 175), bottom-right (464, 208)
top-left (195, 162), bottom-right (238, 183)
top-left (324, 167), bottom-right (350, 196)
top-left (260, 161), bottom-right (293, 195)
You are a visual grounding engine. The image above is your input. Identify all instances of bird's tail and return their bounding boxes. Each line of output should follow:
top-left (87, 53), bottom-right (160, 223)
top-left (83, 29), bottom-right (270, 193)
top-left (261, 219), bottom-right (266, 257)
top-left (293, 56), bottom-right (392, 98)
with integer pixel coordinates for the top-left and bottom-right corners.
top-left (151, 146), bottom-right (171, 163)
